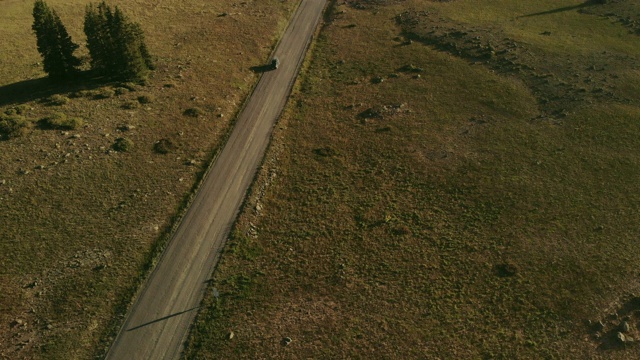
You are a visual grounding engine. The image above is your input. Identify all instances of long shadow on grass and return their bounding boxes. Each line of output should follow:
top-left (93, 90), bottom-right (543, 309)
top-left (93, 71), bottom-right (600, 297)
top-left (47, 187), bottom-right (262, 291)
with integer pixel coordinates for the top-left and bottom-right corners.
top-left (519, 0), bottom-right (601, 18)
top-left (0, 71), bottom-right (106, 107)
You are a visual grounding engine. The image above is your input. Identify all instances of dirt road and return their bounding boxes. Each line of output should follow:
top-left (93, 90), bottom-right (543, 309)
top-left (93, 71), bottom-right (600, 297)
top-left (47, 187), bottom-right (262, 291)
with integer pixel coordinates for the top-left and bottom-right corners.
top-left (105, 1), bottom-right (326, 358)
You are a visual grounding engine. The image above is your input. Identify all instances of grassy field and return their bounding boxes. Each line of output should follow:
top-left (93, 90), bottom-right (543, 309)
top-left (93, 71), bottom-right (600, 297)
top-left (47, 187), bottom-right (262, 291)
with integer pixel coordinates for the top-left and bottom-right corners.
top-left (0, 0), bottom-right (296, 358)
top-left (185, 0), bottom-right (640, 358)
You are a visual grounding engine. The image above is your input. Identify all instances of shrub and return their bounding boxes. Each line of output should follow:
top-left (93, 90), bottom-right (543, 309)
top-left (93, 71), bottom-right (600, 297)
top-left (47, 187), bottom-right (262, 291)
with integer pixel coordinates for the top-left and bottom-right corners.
top-left (118, 82), bottom-right (137, 91)
top-left (153, 138), bottom-right (175, 154)
top-left (313, 147), bottom-right (338, 157)
top-left (112, 137), bottom-right (133, 152)
top-left (0, 115), bottom-right (31, 139)
top-left (41, 112), bottom-right (83, 130)
top-left (137, 94), bottom-right (153, 104)
top-left (47, 94), bottom-right (70, 105)
top-left (391, 225), bottom-right (411, 236)
top-left (114, 87), bottom-right (129, 96)
top-left (94, 88), bottom-right (115, 99)
top-left (70, 90), bottom-right (91, 98)
top-left (121, 101), bottom-right (139, 109)
top-left (183, 107), bottom-right (203, 117)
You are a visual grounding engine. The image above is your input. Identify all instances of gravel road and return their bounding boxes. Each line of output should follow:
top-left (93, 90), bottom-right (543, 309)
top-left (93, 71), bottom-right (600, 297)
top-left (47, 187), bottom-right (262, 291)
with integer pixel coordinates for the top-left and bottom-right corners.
top-left (105, 1), bottom-right (327, 358)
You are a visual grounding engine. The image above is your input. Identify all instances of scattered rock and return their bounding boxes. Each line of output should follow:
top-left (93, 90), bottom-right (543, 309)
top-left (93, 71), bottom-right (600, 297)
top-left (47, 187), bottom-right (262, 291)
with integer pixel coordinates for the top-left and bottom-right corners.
top-left (227, 331), bottom-right (234, 340)
top-left (397, 64), bottom-right (424, 73)
top-left (620, 321), bottom-right (630, 333)
top-left (617, 332), bottom-right (627, 344)
top-left (117, 124), bottom-right (135, 132)
top-left (358, 107), bottom-right (383, 119)
top-left (282, 337), bottom-right (292, 346)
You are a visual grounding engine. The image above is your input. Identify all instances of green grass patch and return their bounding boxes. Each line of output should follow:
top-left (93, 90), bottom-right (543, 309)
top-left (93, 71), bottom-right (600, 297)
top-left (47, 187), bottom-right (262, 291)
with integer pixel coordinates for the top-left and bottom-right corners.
top-left (0, 114), bottom-right (31, 139)
top-left (39, 112), bottom-right (83, 130)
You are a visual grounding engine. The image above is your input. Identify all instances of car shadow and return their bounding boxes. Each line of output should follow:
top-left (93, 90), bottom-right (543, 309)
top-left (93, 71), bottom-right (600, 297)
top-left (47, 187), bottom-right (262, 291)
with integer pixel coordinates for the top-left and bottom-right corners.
top-left (249, 64), bottom-right (277, 73)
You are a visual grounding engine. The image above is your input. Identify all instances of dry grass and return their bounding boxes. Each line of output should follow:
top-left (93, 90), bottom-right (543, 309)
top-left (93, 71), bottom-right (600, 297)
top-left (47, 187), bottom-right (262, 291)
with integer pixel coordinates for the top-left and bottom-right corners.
top-left (0, 0), bottom-right (296, 358)
top-left (185, 0), bottom-right (640, 358)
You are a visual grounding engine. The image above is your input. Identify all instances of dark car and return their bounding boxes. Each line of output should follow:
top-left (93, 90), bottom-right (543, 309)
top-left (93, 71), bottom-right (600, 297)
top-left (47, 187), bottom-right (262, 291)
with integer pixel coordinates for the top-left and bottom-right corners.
top-left (270, 57), bottom-right (280, 70)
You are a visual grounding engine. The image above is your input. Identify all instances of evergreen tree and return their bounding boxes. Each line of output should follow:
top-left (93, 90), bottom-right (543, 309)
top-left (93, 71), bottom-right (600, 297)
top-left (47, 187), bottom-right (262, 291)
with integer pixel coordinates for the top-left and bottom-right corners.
top-left (84, 1), bottom-right (153, 80)
top-left (32, 0), bottom-right (80, 80)
top-left (84, 1), bottom-right (114, 73)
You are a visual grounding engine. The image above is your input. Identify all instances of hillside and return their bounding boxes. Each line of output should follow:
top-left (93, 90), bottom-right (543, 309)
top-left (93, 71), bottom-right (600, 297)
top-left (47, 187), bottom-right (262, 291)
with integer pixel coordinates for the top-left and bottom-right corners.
top-left (0, 0), bottom-right (295, 358)
top-left (185, 0), bottom-right (640, 358)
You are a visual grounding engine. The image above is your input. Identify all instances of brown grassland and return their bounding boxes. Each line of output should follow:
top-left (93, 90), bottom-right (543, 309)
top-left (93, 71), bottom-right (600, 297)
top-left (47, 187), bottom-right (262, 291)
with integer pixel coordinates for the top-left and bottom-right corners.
top-left (185, 0), bottom-right (640, 359)
top-left (0, 0), bottom-right (296, 358)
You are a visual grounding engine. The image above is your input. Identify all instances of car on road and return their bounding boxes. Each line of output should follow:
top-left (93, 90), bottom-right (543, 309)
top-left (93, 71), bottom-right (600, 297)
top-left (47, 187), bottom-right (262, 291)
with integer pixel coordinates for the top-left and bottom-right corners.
top-left (270, 57), bottom-right (280, 70)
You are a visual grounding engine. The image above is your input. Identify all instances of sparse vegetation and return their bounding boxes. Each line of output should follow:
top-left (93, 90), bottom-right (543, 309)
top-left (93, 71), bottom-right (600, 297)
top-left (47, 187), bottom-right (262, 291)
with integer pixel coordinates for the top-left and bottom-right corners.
top-left (40, 112), bottom-right (82, 130)
top-left (153, 138), bottom-right (175, 154)
top-left (183, 107), bottom-right (203, 117)
top-left (1, 1), bottom-right (297, 358)
top-left (113, 87), bottom-right (129, 96)
top-left (118, 82), bottom-right (137, 91)
top-left (185, 0), bottom-right (640, 359)
top-left (0, 114), bottom-right (31, 139)
top-left (46, 94), bottom-right (69, 105)
top-left (112, 137), bottom-right (133, 152)
top-left (121, 100), bottom-right (138, 109)
top-left (4, 105), bottom-right (30, 115)
top-left (94, 88), bottom-right (115, 99)
top-left (137, 94), bottom-right (153, 104)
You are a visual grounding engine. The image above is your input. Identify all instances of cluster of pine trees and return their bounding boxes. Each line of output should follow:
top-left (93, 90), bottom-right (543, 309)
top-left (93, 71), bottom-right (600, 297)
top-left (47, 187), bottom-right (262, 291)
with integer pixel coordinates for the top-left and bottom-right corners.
top-left (32, 0), bottom-right (153, 81)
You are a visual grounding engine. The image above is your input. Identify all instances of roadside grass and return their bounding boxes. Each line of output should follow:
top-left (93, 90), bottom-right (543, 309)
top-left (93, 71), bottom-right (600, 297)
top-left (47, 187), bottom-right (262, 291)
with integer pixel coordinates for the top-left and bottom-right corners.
top-left (0, 0), bottom-right (297, 358)
top-left (185, 0), bottom-right (640, 358)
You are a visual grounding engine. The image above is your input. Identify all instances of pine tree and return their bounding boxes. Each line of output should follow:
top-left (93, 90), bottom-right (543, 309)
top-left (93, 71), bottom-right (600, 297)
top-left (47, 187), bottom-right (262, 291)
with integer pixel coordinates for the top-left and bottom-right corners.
top-left (84, 1), bottom-right (114, 74)
top-left (32, 0), bottom-right (80, 80)
top-left (84, 1), bottom-right (153, 80)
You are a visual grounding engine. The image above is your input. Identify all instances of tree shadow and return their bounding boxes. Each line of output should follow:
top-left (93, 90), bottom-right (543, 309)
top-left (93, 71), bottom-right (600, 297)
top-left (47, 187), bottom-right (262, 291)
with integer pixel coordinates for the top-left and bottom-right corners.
top-left (518, 0), bottom-right (601, 18)
top-left (0, 71), bottom-right (108, 107)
